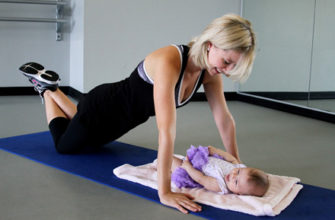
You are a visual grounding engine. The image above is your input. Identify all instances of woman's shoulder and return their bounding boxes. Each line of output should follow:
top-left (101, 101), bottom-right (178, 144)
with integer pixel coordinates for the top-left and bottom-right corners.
top-left (144, 45), bottom-right (182, 82)
top-left (146, 45), bottom-right (181, 63)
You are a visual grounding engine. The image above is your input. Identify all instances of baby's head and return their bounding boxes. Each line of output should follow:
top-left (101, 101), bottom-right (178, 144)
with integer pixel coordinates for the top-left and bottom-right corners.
top-left (225, 167), bottom-right (269, 197)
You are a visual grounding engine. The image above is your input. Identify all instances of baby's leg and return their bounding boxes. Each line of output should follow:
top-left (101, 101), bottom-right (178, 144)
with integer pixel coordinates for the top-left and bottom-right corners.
top-left (171, 156), bottom-right (183, 172)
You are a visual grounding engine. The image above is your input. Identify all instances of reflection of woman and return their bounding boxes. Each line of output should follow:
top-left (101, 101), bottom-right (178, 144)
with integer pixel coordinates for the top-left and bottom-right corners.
top-left (19, 14), bottom-right (255, 213)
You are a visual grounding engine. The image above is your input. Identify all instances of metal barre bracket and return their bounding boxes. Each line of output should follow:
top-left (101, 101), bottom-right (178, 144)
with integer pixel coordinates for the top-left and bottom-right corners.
top-left (0, 0), bottom-right (69, 41)
top-left (0, 0), bottom-right (67, 5)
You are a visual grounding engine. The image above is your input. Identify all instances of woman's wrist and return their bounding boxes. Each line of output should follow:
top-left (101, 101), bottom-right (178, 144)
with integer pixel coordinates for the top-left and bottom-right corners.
top-left (158, 187), bottom-right (171, 197)
top-left (158, 171), bottom-right (172, 197)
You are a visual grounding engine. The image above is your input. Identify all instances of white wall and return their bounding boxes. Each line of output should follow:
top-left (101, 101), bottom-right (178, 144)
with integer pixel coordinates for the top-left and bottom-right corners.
top-left (69, 0), bottom-right (84, 92)
top-left (310, 0), bottom-right (335, 92)
top-left (1, 0), bottom-right (241, 93)
top-left (77, 0), bottom-right (241, 92)
top-left (2, 1), bottom-right (332, 99)
top-left (0, 2), bottom-right (70, 87)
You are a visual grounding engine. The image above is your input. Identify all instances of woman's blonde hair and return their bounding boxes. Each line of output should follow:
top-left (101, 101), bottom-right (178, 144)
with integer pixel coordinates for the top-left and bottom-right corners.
top-left (188, 14), bottom-right (256, 82)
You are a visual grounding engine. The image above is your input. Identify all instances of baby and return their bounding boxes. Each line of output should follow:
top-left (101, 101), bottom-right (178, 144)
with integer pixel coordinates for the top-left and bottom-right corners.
top-left (171, 145), bottom-right (269, 197)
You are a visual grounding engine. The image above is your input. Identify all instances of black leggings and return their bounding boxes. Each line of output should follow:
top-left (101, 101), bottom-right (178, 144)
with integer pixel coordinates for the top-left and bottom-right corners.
top-left (48, 67), bottom-right (156, 154)
top-left (48, 115), bottom-right (100, 154)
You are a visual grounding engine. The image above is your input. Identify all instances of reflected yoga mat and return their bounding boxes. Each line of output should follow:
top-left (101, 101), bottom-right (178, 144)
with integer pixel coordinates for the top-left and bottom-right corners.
top-left (0, 131), bottom-right (334, 219)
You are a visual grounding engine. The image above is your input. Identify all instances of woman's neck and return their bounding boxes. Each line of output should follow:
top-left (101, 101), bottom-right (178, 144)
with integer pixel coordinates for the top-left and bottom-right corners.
top-left (186, 56), bottom-right (202, 76)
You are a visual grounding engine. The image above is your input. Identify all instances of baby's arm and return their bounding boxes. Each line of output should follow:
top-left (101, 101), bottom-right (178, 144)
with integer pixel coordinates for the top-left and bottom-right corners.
top-left (208, 145), bottom-right (239, 164)
top-left (181, 158), bottom-right (221, 192)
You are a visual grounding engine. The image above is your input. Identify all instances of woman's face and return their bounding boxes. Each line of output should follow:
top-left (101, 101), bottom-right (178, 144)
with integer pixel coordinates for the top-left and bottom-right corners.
top-left (207, 43), bottom-right (242, 77)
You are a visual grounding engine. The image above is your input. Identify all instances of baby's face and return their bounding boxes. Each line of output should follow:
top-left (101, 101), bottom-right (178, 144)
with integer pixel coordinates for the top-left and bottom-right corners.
top-left (225, 168), bottom-right (254, 195)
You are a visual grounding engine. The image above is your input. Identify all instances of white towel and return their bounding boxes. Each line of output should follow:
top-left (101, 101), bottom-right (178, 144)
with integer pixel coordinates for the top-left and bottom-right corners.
top-left (113, 158), bottom-right (303, 216)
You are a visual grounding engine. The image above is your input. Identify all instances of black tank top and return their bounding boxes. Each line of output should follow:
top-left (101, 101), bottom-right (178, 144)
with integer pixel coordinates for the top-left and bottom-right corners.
top-left (76, 44), bottom-right (205, 141)
top-left (137, 44), bottom-right (205, 108)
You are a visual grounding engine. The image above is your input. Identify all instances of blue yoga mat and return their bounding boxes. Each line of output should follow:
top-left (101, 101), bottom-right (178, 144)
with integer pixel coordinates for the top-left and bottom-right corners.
top-left (0, 131), bottom-right (334, 219)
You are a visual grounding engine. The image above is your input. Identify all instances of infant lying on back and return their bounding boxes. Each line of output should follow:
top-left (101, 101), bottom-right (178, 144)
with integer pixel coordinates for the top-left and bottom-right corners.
top-left (171, 145), bottom-right (269, 197)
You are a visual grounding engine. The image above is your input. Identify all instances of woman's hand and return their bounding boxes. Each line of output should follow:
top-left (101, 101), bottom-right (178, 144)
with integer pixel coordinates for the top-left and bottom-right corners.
top-left (159, 191), bottom-right (202, 214)
top-left (159, 156), bottom-right (202, 214)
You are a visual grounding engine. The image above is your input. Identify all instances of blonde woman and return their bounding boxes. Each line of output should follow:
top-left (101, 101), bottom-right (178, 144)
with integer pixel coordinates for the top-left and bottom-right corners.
top-left (19, 14), bottom-right (256, 214)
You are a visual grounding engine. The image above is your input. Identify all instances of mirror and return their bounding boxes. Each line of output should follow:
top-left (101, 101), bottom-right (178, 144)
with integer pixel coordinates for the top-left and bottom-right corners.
top-left (309, 0), bottom-right (335, 112)
top-left (240, 0), bottom-right (335, 114)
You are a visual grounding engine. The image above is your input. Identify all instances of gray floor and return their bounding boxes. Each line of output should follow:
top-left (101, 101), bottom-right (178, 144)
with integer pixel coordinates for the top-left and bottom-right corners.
top-left (1, 95), bottom-right (335, 220)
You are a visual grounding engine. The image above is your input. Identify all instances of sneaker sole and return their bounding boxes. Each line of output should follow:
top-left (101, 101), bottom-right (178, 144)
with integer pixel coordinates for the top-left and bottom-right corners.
top-left (23, 72), bottom-right (60, 85)
top-left (20, 62), bottom-right (60, 85)
top-left (20, 62), bottom-right (44, 71)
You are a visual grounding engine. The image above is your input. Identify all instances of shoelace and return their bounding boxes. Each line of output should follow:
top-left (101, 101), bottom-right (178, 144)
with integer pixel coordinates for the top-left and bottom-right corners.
top-left (29, 78), bottom-right (45, 104)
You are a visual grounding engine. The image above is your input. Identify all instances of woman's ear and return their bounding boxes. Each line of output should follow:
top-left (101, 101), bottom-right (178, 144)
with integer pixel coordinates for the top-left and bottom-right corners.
top-left (207, 42), bottom-right (213, 51)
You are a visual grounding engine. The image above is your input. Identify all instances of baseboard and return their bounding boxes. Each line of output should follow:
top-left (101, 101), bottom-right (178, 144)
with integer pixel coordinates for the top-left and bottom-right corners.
top-left (0, 86), bottom-right (42, 96)
top-left (0, 86), bottom-right (83, 100)
top-left (1, 87), bottom-right (334, 123)
top-left (236, 93), bottom-right (335, 123)
top-left (182, 91), bottom-right (335, 123)
top-left (241, 91), bottom-right (335, 100)
top-left (62, 87), bottom-right (84, 100)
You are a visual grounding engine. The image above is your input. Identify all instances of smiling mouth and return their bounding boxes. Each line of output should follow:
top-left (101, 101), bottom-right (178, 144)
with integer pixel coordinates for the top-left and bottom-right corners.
top-left (215, 67), bottom-right (222, 74)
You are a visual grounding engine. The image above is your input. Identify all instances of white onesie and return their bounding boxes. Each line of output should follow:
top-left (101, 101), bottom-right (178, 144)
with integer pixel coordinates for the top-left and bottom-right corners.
top-left (201, 157), bottom-right (246, 194)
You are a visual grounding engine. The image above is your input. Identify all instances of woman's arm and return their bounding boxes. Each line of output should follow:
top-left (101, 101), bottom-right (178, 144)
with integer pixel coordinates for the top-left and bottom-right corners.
top-left (203, 74), bottom-right (240, 162)
top-left (147, 46), bottom-right (201, 214)
top-left (181, 158), bottom-right (221, 192)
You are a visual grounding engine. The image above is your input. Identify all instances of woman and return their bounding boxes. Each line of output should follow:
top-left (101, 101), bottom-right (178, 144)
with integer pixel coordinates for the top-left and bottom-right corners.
top-left (19, 14), bottom-right (256, 214)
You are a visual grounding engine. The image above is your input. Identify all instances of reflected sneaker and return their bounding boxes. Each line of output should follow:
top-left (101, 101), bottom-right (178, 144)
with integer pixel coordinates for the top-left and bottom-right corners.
top-left (19, 62), bottom-right (60, 102)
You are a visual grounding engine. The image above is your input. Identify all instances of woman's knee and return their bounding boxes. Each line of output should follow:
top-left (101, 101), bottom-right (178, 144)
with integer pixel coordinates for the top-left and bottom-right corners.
top-left (49, 115), bottom-right (87, 154)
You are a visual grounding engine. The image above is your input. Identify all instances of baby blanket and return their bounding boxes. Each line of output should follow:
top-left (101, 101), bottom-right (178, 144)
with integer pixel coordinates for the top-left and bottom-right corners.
top-left (113, 158), bottom-right (303, 216)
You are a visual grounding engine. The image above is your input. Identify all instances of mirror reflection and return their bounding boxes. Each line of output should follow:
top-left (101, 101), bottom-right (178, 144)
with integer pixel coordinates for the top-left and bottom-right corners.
top-left (240, 0), bottom-right (335, 113)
